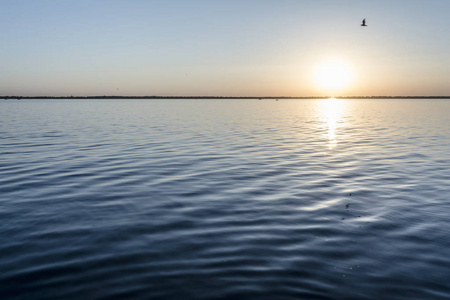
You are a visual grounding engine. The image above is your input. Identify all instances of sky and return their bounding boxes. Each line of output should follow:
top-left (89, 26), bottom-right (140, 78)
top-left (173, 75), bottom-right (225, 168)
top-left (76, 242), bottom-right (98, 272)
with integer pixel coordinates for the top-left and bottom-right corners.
top-left (1, 0), bottom-right (450, 97)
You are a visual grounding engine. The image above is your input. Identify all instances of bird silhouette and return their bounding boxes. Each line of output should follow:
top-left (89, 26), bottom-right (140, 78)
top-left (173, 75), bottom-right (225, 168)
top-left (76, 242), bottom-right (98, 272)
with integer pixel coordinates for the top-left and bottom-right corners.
top-left (361, 19), bottom-right (367, 26)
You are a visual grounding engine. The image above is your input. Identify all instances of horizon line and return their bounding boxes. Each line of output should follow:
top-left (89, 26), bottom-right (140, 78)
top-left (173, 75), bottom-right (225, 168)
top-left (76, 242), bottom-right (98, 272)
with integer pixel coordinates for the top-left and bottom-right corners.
top-left (2, 95), bottom-right (450, 100)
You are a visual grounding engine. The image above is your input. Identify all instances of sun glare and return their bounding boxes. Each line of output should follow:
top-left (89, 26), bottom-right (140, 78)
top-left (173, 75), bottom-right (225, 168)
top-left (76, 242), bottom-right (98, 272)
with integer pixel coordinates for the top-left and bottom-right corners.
top-left (314, 61), bottom-right (353, 93)
top-left (319, 98), bottom-right (345, 150)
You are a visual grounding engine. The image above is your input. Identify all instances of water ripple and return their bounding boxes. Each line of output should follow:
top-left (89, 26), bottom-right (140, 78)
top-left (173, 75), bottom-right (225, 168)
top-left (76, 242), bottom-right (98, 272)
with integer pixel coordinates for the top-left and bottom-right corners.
top-left (1, 99), bottom-right (450, 299)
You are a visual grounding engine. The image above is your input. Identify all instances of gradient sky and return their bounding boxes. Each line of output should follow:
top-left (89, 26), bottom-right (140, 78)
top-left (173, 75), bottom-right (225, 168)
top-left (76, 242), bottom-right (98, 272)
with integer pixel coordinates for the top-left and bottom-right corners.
top-left (1, 0), bottom-right (450, 97)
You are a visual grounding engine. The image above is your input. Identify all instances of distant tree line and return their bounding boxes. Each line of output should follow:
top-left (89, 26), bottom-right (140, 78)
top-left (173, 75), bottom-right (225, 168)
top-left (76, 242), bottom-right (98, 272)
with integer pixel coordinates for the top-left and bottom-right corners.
top-left (2, 95), bottom-right (450, 100)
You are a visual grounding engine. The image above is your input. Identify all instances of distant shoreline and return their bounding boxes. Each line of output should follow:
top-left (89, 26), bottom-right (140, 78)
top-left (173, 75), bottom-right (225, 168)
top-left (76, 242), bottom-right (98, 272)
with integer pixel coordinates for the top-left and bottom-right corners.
top-left (2, 96), bottom-right (450, 100)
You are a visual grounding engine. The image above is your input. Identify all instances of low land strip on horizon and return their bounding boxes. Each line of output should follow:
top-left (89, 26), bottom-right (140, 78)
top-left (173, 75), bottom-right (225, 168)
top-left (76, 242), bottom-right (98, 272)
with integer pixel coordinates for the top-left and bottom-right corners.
top-left (2, 95), bottom-right (450, 100)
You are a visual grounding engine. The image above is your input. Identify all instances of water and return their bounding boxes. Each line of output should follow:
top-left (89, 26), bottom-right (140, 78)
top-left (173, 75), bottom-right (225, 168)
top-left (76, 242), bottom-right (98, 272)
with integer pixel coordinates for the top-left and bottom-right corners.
top-left (1, 98), bottom-right (449, 299)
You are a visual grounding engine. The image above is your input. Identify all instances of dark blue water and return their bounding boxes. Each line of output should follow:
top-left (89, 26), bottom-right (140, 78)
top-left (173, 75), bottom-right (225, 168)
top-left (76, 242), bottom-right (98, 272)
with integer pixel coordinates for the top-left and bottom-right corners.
top-left (1, 99), bottom-right (450, 299)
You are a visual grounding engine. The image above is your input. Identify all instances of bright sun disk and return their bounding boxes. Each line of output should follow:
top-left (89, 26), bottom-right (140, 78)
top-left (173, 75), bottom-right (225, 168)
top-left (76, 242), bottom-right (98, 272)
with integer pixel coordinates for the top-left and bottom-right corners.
top-left (314, 61), bottom-right (352, 92)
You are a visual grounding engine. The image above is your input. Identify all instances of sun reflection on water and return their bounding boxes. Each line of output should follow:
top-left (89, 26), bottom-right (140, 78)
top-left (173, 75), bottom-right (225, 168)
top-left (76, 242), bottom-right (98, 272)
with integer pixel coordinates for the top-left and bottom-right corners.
top-left (319, 98), bottom-right (344, 150)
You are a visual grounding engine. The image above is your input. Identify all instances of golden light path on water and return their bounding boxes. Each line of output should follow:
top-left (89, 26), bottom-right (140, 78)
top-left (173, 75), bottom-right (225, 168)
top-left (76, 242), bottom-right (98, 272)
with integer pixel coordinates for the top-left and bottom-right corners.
top-left (319, 98), bottom-right (345, 150)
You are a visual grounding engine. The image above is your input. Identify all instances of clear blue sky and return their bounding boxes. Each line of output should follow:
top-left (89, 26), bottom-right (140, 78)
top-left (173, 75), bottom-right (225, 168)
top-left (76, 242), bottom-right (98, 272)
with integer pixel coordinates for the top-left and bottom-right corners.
top-left (1, 0), bottom-right (450, 96)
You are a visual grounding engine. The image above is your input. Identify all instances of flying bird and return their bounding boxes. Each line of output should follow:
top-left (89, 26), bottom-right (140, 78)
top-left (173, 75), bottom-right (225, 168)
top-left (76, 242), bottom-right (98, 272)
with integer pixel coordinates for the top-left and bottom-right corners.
top-left (361, 19), bottom-right (367, 26)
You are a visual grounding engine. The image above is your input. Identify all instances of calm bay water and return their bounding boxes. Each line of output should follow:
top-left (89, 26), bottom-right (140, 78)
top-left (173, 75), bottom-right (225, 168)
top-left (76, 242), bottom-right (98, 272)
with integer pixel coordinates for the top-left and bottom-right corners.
top-left (1, 98), bottom-right (450, 299)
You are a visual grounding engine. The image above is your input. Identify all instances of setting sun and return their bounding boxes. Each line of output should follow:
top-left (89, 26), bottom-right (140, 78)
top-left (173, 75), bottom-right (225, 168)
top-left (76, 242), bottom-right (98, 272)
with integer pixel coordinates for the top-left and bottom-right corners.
top-left (314, 60), bottom-right (353, 93)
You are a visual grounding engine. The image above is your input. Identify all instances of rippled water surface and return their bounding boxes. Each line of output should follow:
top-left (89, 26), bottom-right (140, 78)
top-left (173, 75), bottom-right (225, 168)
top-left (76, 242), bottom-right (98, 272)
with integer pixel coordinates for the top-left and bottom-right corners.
top-left (1, 99), bottom-right (450, 299)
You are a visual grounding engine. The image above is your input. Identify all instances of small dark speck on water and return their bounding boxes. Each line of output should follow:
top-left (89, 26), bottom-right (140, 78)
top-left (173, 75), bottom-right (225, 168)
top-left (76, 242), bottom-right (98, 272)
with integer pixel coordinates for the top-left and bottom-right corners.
top-left (346, 203), bottom-right (350, 209)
